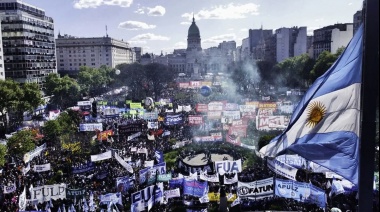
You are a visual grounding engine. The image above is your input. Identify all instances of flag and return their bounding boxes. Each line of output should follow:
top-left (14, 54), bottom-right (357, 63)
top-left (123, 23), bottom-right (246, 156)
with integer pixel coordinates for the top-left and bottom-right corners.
top-left (18, 187), bottom-right (27, 211)
top-left (89, 191), bottom-right (95, 212)
top-left (83, 198), bottom-right (89, 212)
top-left (260, 24), bottom-right (363, 186)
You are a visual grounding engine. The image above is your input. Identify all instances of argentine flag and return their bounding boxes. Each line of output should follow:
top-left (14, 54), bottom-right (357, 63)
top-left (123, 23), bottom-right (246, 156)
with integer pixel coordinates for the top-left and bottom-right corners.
top-left (260, 24), bottom-right (363, 186)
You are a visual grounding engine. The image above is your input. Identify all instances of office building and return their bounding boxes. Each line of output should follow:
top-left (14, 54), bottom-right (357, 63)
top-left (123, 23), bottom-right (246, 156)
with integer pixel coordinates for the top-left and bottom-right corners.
top-left (0, 0), bottom-right (56, 88)
top-left (313, 23), bottom-right (353, 59)
top-left (55, 34), bottom-right (134, 77)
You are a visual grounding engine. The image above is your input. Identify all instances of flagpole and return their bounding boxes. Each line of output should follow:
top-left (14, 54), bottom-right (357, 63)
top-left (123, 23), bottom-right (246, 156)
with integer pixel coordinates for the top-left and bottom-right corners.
top-left (358, 0), bottom-right (379, 211)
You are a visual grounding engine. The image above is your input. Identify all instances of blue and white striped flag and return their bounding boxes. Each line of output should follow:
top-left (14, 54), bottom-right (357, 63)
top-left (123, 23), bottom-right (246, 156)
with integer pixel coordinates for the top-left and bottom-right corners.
top-left (260, 24), bottom-right (364, 186)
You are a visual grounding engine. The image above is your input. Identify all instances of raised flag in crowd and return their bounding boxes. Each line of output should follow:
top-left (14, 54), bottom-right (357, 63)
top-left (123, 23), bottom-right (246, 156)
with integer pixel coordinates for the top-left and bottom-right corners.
top-left (260, 24), bottom-right (364, 186)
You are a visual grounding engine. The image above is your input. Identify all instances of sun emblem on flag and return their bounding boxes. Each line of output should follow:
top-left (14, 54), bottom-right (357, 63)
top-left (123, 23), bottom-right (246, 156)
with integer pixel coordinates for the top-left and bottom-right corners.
top-left (306, 101), bottom-right (326, 127)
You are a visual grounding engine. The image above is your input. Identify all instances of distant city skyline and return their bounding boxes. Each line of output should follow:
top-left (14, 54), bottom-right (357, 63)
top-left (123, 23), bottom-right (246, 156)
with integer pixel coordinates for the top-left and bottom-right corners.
top-left (24, 0), bottom-right (363, 54)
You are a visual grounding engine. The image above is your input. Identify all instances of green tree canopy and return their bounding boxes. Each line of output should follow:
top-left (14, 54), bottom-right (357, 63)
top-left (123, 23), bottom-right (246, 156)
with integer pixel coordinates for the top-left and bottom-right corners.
top-left (310, 48), bottom-right (344, 82)
top-left (6, 129), bottom-right (36, 156)
top-left (272, 54), bottom-right (315, 89)
top-left (77, 65), bottom-right (114, 96)
top-left (0, 144), bottom-right (7, 166)
top-left (0, 79), bottom-right (43, 130)
top-left (144, 63), bottom-right (175, 100)
top-left (45, 73), bottom-right (81, 109)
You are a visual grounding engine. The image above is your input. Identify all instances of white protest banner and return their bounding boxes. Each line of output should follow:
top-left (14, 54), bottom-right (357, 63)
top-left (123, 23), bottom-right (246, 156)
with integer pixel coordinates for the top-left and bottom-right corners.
top-left (214, 159), bottom-right (242, 175)
top-left (325, 172), bottom-right (344, 180)
top-left (199, 194), bottom-right (210, 203)
top-left (3, 183), bottom-right (16, 194)
top-left (130, 147), bottom-right (137, 152)
top-left (99, 192), bottom-right (123, 205)
top-left (114, 152), bottom-right (134, 174)
top-left (164, 188), bottom-right (181, 199)
top-left (144, 160), bottom-right (154, 168)
top-left (147, 122), bottom-right (158, 129)
top-left (24, 143), bottom-right (46, 163)
top-left (223, 111), bottom-right (241, 120)
top-left (33, 163), bottom-right (51, 172)
top-left (79, 123), bottom-right (103, 132)
top-left (91, 151), bottom-right (112, 162)
top-left (23, 163), bottom-right (31, 175)
top-left (131, 183), bottom-right (164, 205)
top-left (224, 174), bottom-right (238, 185)
top-left (31, 184), bottom-right (67, 203)
top-left (237, 177), bottom-right (274, 198)
top-left (19, 187), bottom-right (27, 211)
top-left (267, 158), bottom-right (298, 181)
top-left (147, 134), bottom-right (155, 140)
top-left (127, 132), bottom-right (142, 141)
top-left (199, 171), bottom-right (219, 183)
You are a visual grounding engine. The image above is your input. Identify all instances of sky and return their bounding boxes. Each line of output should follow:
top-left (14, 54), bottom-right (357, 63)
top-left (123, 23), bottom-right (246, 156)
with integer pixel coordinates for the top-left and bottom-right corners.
top-left (23, 0), bottom-right (363, 55)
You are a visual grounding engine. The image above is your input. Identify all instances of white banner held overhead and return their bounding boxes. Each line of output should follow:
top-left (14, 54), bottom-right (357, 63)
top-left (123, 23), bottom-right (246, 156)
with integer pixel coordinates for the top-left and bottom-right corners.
top-left (91, 151), bottom-right (112, 162)
top-left (30, 184), bottom-right (67, 203)
top-left (33, 163), bottom-right (51, 172)
top-left (199, 171), bottom-right (219, 183)
top-left (214, 159), bottom-right (242, 175)
top-left (164, 188), bottom-right (181, 199)
top-left (267, 158), bottom-right (298, 181)
top-left (237, 177), bottom-right (274, 198)
top-left (23, 143), bottom-right (46, 163)
top-left (114, 152), bottom-right (134, 174)
top-left (127, 132), bottom-right (142, 141)
top-left (3, 183), bottom-right (16, 194)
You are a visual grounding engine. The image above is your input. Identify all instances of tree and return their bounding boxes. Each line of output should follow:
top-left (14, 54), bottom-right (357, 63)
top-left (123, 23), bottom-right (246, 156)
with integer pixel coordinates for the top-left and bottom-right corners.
top-left (117, 63), bottom-right (148, 101)
top-left (0, 144), bottom-right (6, 166)
top-left (41, 120), bottom-right (62, 146)
top-left (6, 129), bottom-right (36, 157)
top-left (0, 79), bottom-right (43, 133)
top-left (272, 54), bottom-right (315, 89)
top-left (77, 65), bottom-right (113, 97)
top-left (309, 48), bottom-right (344, 82)
top-left (45, 74), bottom-right (81, 109)
top-left (145, 63), bottom-right (175, 100)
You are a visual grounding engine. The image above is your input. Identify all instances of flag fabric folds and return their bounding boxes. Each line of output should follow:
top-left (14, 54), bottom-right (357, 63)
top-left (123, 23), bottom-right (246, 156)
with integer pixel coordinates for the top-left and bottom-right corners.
top-left (260, 24), bottom-right (363, 186)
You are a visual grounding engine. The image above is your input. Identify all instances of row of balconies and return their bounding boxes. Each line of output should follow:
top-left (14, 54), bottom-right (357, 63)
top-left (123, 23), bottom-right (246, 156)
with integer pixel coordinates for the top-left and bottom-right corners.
top-left (5, 59), bottom-right (56, 63)
top-left (3, 52), bottom-right (55, 56)
top-left (2, 28), bottom-right (54, 36)
top-left (3, 44), bottom-right (55, 49)
top-left (1, 36), bottom-right (54, 43)
top-left (1, 20), bottom-right (54, 30)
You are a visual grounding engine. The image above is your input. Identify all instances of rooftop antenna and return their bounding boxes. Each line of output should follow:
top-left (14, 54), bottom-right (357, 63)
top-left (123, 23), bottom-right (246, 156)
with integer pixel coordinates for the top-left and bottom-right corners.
top-left (105, 25), bottom-right (108, 37)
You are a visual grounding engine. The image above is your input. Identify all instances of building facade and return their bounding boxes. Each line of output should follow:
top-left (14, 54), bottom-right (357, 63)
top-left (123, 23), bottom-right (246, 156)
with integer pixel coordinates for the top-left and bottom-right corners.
top-left (55, 34), bottom-right (134, 76)
top-left (353, 10), bottom-right (363, 34)
top-left (313, 23), bottom-right (353, 59)
top-left (0, 0), bottom-right (56, 88)
top-left (0, 21), bottom-right (4, 80)
top-left (275, 27), bottom-right (307, 63)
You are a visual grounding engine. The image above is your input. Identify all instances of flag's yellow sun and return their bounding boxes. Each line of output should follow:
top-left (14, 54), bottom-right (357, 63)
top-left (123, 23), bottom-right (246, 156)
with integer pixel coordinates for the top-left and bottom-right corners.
top-left (306, 101), bottom-right (326, 127)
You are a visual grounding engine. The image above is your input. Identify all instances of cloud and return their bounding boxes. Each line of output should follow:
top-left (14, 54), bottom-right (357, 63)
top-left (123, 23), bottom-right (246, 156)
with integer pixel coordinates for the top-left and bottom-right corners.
top-left (182, 3), bottom-right (259, 20)
top-left (147, 6), bottom-right (166, 16)
top-left (127, 40), bottom-right (147, 45)
top-left (130, 33), bottom-right (170, 41)
top-left (180, 21), bottom-right (191, 25)
top-left (134, 8), bottom-right (144, 14)
top-left (73, 0), bottom-right (133, 9)
top-left (240, 28), bottom-right (248, 32)
top-left (118, 21), bottom-right (156, 30)
top-left (135, 5), bottom-right (166, 16)
top-left (202, 33), bottom-right (236, 44)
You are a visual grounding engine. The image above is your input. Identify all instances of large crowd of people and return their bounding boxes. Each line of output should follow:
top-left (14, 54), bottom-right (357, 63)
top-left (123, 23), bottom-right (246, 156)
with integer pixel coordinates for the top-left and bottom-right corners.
top-left (1, 85), bottom-right (378, 212)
